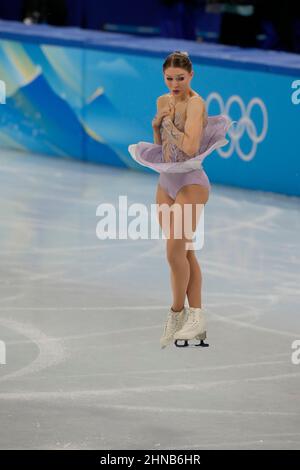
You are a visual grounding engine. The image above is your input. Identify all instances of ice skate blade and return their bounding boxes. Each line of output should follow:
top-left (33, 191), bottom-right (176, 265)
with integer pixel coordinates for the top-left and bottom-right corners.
top-left (174, 339), bottom-right (189, 348)
top-left (195, 331), bottom-right (209, 347)
top-left (174, 338), bottom-right (209, 348)
top-left (195, 339), bottom-right (209, 347)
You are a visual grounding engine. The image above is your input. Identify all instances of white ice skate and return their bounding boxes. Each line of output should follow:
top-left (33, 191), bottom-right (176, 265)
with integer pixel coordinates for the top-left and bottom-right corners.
top-left (173, 307), bottom-right (209, 348)
top-left (160, 307), bottom-right (187, 349)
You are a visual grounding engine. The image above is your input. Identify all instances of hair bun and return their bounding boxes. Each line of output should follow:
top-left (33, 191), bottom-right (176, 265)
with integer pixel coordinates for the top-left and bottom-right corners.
top-left (174, 50), bottom-right (189, 57)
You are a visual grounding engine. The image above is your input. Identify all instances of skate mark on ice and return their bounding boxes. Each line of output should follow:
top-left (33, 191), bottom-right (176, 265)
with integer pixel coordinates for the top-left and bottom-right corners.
top-left (0, 317), bottom-right (66, 383)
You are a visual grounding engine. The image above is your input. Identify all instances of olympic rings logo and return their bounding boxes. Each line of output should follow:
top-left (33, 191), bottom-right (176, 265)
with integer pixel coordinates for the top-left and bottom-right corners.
top-left (205, 93), bottom-right (268, 161)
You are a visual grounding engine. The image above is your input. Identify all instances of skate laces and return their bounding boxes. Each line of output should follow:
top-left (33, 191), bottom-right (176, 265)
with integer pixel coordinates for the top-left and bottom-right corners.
top-left (163, 310), bottom-right (183, 333)
top-left (186, 309), bottom-right (202, 326)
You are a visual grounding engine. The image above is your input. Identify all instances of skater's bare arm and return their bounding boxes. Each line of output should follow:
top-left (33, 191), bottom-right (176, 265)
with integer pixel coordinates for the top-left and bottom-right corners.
top-left (162, 97), bottom-right (205, 157)
top-left (152, 96), bottom-right (170, 145)
top-left (153, 127), bottom-right (161, 145)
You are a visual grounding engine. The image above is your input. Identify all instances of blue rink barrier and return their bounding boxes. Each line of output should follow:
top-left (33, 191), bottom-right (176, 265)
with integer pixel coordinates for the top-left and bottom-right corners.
top-left (0, 20), bottom-right (299, 196)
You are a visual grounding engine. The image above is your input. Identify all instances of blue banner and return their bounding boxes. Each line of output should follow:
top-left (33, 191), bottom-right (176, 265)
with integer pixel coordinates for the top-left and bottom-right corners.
top-left (0, 23), bottom-right (299, 196)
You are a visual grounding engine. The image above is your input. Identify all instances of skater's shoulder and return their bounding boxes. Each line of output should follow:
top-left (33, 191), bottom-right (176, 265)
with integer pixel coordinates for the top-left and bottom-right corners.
top-left (156, 94), bottom-right (169, 107)
top-left (188, 93), bottom-right (205, 106)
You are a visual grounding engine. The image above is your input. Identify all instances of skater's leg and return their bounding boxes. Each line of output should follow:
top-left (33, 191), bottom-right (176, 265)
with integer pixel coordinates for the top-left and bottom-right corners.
top-left (167, 184), bottom-right (208, 312)
top-left (170, 185), bottom-right (209, 347)
top-left (156, 183), bottom-right (191, 311)
top-left (186, 249), bottom-right (202, 308)
top-left (156, 183), bottom-right (187, 347)
top-left (156, 182), bottom-right (208, 313)
top-left (156, 183), bottom-right (183, 310)
top-left (156, 183), bottom-right (188, 312)
top-left (174, 184), bottom-right (208, 309)
top-left (168, 239), bottom-right (190, 312)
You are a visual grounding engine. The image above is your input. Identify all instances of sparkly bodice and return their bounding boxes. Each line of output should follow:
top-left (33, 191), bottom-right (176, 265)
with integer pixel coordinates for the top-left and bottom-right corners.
top-left (159, 104), bottom-right (208, 163)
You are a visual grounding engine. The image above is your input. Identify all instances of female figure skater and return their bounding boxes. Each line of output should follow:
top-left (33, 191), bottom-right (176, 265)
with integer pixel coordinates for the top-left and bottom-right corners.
top-left (128, 51), bottom-right (231, 348)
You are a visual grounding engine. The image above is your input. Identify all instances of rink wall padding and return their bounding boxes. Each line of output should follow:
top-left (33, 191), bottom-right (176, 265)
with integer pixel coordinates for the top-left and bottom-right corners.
top-left (0, 20), bottom-right (299, 196)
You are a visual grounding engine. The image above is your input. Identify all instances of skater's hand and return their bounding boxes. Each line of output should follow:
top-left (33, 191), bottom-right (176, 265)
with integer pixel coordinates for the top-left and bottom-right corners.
top-left (152, 106), bottom-right (171, 129)
top-left (161, 101), bottom-right (175, 125)
top-left (152, 97), bottom-right (176, 129)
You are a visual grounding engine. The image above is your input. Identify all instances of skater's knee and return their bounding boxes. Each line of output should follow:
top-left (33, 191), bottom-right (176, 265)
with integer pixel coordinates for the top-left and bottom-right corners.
top-left (186, 248), bottom-right (197, 261)
top-left (167, 251), bottom-right (181, 267)
top-left (166, 240), bottom-right (186, 266)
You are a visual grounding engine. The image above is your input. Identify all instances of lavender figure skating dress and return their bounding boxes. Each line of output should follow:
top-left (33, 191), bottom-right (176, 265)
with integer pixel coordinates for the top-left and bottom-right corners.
top-left (128, 107), bottom-right (232, 200)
